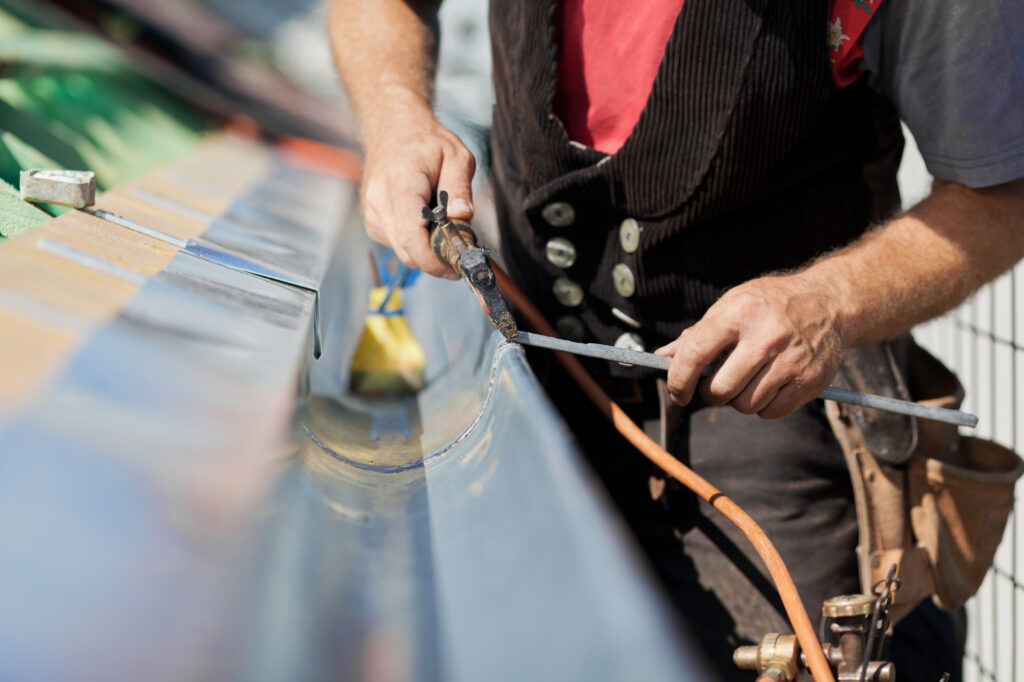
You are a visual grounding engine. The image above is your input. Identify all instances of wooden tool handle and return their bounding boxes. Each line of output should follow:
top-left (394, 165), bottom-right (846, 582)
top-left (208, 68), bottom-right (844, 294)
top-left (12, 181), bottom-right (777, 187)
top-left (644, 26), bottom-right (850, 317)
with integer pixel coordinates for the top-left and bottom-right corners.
top-left (429, 218), bottom-right (478, 277)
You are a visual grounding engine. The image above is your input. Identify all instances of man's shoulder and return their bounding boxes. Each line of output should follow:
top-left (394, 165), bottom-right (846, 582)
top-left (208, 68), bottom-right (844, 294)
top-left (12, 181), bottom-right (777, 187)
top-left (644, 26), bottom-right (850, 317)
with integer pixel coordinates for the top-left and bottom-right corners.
top-left (860, 0), bottom-right (1024, 188)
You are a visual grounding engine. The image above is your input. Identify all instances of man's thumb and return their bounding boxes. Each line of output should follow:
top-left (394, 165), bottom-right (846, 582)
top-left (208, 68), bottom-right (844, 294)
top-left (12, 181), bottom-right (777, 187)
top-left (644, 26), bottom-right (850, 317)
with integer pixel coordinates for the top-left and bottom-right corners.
top-left (447, 195), bottom-right (474, 220)
top-left (438, 154), bottom-right (475, 221)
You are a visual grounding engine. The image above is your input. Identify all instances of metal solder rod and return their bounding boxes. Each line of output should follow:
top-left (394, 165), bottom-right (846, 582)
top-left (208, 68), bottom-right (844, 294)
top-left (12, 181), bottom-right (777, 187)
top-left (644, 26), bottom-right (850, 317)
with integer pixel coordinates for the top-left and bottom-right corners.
top-left (515, 331), bottom-right (978, 428)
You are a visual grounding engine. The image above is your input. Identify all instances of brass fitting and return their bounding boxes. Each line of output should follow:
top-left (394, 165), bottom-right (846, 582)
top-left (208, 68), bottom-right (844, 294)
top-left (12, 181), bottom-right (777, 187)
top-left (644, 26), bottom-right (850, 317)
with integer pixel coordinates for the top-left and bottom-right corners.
top-left (822, 594), bottom-right (874, 619)
top-left (820, 594), bottom-right (895, 682)
top-left (734, 633), bottom-right (801, 682)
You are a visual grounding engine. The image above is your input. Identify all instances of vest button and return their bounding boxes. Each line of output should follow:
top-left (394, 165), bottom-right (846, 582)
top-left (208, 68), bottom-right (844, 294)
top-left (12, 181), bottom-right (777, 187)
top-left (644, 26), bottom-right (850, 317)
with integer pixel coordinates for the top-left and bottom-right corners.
top-left (552, 277), bottom-right (584, 307)
top-left (614, 332), bottom-right (645, 353)
top-left (555, 315), bottom-right (586, 342)
top-left (612, 263), bottom-right (636, 298)
top-left (542, 201), bottom-right (576, 227)
top-left (619, 218), bottom-right (640, 253)
top-left (545, 237), bottom-right (577, 268)
top-left (611, 307), bottom-right (641, 329)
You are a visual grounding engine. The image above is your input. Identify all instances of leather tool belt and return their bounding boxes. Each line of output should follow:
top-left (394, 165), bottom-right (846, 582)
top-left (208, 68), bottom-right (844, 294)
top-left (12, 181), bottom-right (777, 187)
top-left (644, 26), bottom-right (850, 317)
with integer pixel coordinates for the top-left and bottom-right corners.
top-left (826, 338), bottom-right (1024, 622)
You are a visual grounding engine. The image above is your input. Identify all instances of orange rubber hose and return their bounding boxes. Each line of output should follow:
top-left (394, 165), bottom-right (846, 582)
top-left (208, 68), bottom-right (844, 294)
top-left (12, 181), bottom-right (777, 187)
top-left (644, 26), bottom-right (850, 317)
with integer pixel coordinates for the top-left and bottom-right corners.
top-left (492, 263), bottom-right (835, 682)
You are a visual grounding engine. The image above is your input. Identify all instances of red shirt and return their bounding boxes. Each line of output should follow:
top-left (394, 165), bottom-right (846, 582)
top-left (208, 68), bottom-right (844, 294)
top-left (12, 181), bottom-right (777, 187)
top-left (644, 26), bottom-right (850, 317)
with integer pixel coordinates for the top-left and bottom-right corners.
top-left (553, 0), bottom-right (878, 154)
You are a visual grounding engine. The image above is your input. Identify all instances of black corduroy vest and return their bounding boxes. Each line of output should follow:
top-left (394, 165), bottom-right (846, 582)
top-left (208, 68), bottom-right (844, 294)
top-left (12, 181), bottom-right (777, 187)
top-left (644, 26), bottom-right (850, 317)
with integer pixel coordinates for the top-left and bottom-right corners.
top-left (489, 0), bottom-right (903, 376)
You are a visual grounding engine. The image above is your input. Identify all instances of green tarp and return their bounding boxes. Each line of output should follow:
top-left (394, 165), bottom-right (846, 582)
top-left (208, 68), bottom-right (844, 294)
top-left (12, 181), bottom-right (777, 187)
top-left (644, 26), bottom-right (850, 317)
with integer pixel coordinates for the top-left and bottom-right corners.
top-left (0, 3), bottom-right (209, 236)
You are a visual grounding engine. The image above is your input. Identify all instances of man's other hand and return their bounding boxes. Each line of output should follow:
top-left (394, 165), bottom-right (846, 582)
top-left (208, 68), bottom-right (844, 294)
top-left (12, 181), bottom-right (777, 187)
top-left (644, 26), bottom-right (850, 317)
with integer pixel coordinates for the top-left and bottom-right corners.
top-left (654, 273), bottom-right (845, 419)
top-left (360, 103), bottom-right (476, 279)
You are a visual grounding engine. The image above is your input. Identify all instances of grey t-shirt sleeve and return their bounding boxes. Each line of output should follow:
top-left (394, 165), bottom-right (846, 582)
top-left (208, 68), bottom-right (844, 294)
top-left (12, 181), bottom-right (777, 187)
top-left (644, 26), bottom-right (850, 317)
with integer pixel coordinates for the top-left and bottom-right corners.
top-left (860, 0), bottom-right (1024, 188)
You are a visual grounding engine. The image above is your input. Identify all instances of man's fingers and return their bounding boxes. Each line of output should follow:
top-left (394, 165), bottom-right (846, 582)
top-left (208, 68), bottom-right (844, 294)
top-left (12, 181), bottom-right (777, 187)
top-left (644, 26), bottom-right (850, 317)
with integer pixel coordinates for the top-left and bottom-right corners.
top-left (700, 345), bottom-right (768, 407)
top-left (666, 323), bottom-right (737, 406)
top-left (654, 339), bottom-right (681, 356)
top-left (730, 364), bottom-right (782, 415)
top-left (756, 366), bottom-right (833, 419)
top-left (393, 224), bottom-right (453, 278)
top-left (757, 383), bottom-right (806, 420)
top-left (659, 273), bottom-right (844, 418)
top-left (389, 181), bottom-right (455, 278)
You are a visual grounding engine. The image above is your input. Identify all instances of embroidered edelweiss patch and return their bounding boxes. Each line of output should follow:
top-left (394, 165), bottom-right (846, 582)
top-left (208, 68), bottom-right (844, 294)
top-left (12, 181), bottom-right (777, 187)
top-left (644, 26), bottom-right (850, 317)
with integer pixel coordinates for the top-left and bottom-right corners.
top-left (827, 16), bottom-right (851, 52)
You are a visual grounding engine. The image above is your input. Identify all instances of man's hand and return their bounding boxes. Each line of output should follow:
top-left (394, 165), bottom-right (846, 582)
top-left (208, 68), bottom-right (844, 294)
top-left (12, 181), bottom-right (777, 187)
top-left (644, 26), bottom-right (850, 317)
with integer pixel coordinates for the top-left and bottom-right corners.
top-left (360, 100), bottom-right (475, 279)
top-left (655, 272), bottom-right (845, 419)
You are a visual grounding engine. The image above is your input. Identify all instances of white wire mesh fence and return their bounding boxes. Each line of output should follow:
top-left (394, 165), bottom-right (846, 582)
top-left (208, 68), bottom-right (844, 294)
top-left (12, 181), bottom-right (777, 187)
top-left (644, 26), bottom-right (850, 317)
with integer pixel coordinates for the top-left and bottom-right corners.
top-left (915, 271), bottom-right (1022, 682)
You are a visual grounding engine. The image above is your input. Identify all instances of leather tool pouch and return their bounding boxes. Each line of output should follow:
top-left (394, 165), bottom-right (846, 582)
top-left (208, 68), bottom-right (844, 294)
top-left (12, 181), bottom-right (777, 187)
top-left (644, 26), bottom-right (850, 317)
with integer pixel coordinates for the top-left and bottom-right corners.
top-left (826, 338), bottom-right (1024, 622)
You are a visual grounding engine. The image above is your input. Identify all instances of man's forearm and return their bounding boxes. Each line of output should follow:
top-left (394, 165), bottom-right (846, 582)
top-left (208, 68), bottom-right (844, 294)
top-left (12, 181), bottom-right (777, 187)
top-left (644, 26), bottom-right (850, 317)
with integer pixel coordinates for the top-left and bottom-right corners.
top-left (805, 177), bottom-right (1024, 348)
top-left (328, 0), bottom-right (441, 145)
